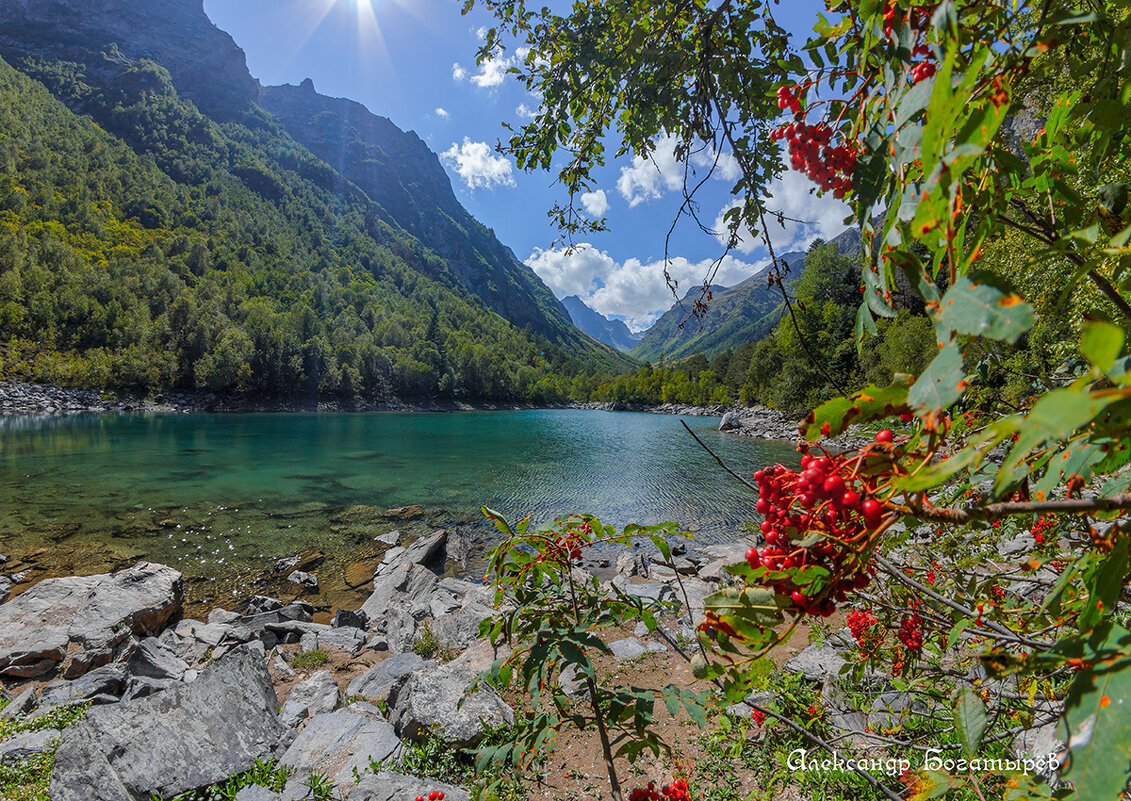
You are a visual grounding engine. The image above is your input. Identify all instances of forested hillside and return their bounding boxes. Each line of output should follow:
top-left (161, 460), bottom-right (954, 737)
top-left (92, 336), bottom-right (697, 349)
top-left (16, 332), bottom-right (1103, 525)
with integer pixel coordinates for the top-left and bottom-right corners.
top-left (0, 1), bottom-right (627, 402)
top-left (631, 228), bottom-right (862, 361)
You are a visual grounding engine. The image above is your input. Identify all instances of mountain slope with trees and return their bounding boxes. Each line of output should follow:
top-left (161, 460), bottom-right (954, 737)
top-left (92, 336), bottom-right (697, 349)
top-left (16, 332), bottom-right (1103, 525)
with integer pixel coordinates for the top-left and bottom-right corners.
top-left (0, 0), bottom-right (626, 401)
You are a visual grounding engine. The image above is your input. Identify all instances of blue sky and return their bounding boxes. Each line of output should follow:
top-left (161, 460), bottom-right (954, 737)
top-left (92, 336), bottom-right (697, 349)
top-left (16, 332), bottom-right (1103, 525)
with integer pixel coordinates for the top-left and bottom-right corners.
top-left (203, 0), bottom-right (848, 331)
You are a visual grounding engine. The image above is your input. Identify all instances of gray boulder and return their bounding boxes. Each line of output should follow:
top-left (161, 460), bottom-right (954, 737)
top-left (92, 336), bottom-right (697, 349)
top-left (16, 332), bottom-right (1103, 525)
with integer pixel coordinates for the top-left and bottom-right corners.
top-left (316, 627), bottom-right (367, 655)
top-left (128, 636), bottom-right (189, 680)
top-left (351, 771), bottom-right (470, 801)
top-left (0, 687), bottom-right (35, 719)
top-left (0, 575), bottom-right (11, 604)
top-left (280, 703), bottom-right (401, 786)
top-left (247, 596), bottom-right (284, 615)
top-left (332, 609), bottom-right (368, 630)
top-left (287, 571), bottom-right (319, 591)
top-left (0, 562), bottom-right (182, 679)
top-left (346, 653), bottom-right (425, 703)
top-left (608, 638), bottom-right (665, 661)
top-left (388, 663), bottom-right (514, 748)
top-left (610, 575), bottom-right (675, 606)
top-left (280, 671), bottom-right (341, 729)
top-left (432, 602), bottom-right (495, 650)
top-left (234, 786), bottom-right (282, 801)
top-left (38, 664), bottom-right (128, 712)
top-left (48, 646), bottom-right (290, 801)
top-left (783, 642), bottom-right (848, 682)
top-left (374, 530), bottom-right (447, 578)
top-left (0, 728), bottom-right (61, 766)
top-left (719, 411), bottom-right (744, 431)
top-left (360, 562), bottom-right (439, 628)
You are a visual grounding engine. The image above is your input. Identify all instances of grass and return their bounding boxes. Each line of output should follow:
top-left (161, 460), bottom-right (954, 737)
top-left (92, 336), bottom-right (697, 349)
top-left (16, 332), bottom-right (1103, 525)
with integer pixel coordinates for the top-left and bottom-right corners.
top-left (411, 620), bottom-right (457, 662)
top-left (292, 649), bottom-right (329, 670)
top-left (148, 759), bottom-right (291, 800)
top-left (0, 703), bottom-right (89, 801)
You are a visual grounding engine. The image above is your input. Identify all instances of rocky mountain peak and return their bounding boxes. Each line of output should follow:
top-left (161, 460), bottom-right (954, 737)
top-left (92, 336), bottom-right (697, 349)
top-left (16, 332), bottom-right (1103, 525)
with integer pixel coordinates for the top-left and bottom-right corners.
top-left (0, 0), bottom-right (258, 120)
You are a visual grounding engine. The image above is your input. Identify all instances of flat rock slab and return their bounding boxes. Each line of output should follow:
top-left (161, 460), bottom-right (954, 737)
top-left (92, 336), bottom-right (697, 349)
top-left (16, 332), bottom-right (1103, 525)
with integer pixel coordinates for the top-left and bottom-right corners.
top-left (608, 638), bottom-right (666, 661)
top-left (234, 786), bottom-right (282, 801)
top-left (346, 653), bottom-right (425, 703)
top-left (280, 703), bottom-right (400, 785)
top-left (0, 562), bottom-right (182, 679)
top-left (0, 728), bottom-right (61, 766)
top-left (388, 663), bottom-right (514, 748)
top-left (351, 771), bottom-right (470, 801)
top-left (49, 646), bottom-right (290, 801)
top-left (280, 670), bottom-right (340, 729)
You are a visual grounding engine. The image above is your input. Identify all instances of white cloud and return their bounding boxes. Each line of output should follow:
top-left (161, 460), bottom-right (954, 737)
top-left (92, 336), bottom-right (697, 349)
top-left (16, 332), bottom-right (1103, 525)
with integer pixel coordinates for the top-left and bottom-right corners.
top-left (515, 103), bottom-right (538, 120)
top-left (435, 107), bottom-right (450, 119)
top-left (580, 190), bottom-right (609, 217)
top-left (616, 133), bottom-right (686, 207)
top-left (527, 244), bottom-right (764, 332)
top-left (692, 148), bottom-right (742, 182)
top-left (452, 47), bottom-right (530, 89)
top-left (440, 138), bottom-right (515, 189)
top-left (713, 168), bottom-right (850, 256)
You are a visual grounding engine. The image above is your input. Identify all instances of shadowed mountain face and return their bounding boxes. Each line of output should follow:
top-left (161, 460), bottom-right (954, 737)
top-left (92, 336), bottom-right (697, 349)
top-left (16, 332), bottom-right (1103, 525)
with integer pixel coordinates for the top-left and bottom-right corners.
top-left (258, 80), bottom-right (577, 342)
top-left (0, 0), bottom-right (258, 121)
top-left (632, 228), bottom-right (863, 362)
top-left (560, 296), bottom-right (642, 353)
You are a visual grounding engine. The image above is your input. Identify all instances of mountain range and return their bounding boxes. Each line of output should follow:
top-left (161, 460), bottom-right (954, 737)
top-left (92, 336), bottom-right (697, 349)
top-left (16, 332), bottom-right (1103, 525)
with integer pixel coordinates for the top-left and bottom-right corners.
top-left (630, 228), bottom-right (862, 361)
top-left (0, 0), bottom-right (626, 400)
top-left (560, 296), bottom-right (642, 353)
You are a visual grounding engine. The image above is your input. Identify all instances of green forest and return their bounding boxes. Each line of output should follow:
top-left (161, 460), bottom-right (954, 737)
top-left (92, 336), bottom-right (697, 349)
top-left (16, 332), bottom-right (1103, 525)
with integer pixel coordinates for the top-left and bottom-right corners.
top-left (0, 54), bottom-right (628, 403)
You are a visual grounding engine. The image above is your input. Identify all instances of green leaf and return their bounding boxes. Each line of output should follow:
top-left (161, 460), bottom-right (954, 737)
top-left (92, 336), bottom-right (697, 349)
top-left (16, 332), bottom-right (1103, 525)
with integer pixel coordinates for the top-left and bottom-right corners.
top-left (1082, 321), bottom-right (1125, 373)
top-left (953, 686), bottom-right (987, 757)
top-left (937, 277), bottom-right (1036, 343)
top-left (908, 341), bottom-right (966, 414)
top-left (1059, 643), bottom-right (1131, 799)
top-left (800, 377), bottom-right (911, 440)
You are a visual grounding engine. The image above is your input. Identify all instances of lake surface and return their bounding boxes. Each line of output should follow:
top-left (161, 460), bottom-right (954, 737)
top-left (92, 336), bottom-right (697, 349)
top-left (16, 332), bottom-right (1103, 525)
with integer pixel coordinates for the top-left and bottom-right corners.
top-left (0, 409), bottom-right (796, 604)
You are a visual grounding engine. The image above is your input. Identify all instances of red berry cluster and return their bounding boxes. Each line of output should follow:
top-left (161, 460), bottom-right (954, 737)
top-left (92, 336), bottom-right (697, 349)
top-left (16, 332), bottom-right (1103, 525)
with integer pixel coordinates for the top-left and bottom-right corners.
top-left (746, 448), bottom-right (891, 616)
top-left (1030, 515), bottom-right (1054, 547)
top-left (909, 61), bottom-right (936, 84)
top-left (776, 85), bottom-right (801, 115)
top-left (846, 609), bottom-right (879, 643)
top-left (539, 524), bottom-right (591, 564)
top-left (896, 614), bottom-right (924, 650)
top-left (628, 780), bottom-right (691, 801)
top-left (768, 121), bottom-right (857, 198)
top-left (750, 707), bottom-right (766, 726)
top-left (414, 793), bottom-right (445, 801)
top-left (882, 2), bottom-right (936, 38)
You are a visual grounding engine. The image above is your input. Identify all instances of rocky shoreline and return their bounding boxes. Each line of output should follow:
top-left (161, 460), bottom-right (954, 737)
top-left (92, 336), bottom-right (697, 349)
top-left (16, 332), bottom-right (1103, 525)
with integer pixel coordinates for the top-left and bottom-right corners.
top-left (0, 530), bottom-right (759, 800)
top-left (0, 524), bottom-right (1065, 799)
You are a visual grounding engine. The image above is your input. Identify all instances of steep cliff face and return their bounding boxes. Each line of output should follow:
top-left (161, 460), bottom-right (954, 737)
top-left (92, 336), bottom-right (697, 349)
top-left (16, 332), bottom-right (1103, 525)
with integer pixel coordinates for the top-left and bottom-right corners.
top-left (0, 0), bottom-right (258, 121)
top-left (259, 80), bottom-right (578, 342)
top-left (560, 296), bottom-right (642, 353)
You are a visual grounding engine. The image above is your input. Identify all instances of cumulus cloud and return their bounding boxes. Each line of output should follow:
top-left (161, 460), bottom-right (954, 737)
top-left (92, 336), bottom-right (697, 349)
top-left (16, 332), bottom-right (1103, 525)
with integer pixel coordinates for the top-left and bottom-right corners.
top-left (615, 135), bottom-right (747, 206)
top-left (526, 244), bottom-right (764, 332)
top-left (515, 103), bottom-right (538, 120)
top-left (452, 47), bottom-right (530, 89)
top-left (440, 138), bottom-right (515, 189)
top-left (435, 107), bottom-right (450, 119)
top-left (713, 169), bottom-right (850, 256)
top-left (616, 134), bottom-right (686, 207)
top-left (580, 190), bottom-right (609, 217)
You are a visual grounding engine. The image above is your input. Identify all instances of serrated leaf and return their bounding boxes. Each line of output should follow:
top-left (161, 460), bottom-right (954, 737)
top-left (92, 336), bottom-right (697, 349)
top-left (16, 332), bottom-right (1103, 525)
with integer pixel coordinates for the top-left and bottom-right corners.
top-left (800, 377), bottom-right (911, 440)
top-left (909, 341), bottom-right (966, 413)
top-left (953, 686), bottom-right (987, 757)
top-left (937, 277), bottom-right (1035, 343)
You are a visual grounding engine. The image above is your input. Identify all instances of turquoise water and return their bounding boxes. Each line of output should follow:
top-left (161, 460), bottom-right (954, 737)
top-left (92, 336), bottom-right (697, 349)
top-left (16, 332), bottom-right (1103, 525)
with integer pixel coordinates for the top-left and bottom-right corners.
top-left (0, 410), bottom-right (796, 592)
